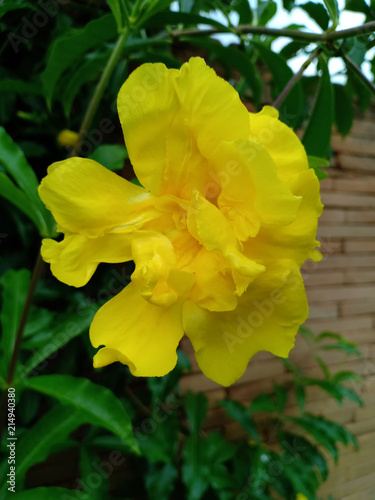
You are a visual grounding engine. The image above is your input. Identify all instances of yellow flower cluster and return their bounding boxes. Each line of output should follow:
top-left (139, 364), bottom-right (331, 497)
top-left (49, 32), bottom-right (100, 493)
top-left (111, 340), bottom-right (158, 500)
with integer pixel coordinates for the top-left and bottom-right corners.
top-left (39, 58), bottom-right (322, 386)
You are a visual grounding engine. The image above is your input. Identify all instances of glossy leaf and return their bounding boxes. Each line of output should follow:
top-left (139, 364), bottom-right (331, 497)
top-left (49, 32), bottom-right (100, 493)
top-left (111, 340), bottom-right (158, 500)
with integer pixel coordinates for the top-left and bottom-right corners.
top-left (252, 42), bottom-right (304, 127)
top-left (257, 0), bottom-right (277, 26)
top-left (16, 303), bottom-right (99, 382)
top-left (0, 268), bottom-right (30, 378)
top-left (220, 399), bottom-right (260, 443)
top-left (300, 2), bottom-right (330, 29)
top-left (0, 406), bottom-right (85, 489)
top-left (307, 155), bottom-right (329, 180)
top-left (323, 0), bottom-right (340, 28)
top-left (25, 375), bottom-right (139, 453)
top-left (41, 14), bottom-right (118, 106)
top-left (62, 53), bottom-right (109, 117)
top-left (88, 144), bottom-right (128, 171)
top-left (0, 127), bottom-right (55, 236)
top-left (302, 57), bottom-right (333, 158)
top-left (185, 391), bottom-right (208, 434)
top-left (334, 83), bottom-right (354, 136)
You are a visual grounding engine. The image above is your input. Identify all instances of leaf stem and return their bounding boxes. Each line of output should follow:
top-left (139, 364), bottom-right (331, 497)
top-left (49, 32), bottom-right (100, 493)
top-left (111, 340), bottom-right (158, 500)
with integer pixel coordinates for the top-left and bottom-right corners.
top-left (272, 47), bottom-right (323, 109)
top-left (0, 251), bottom-right (44, 446)
top-left (157, 20), bottom-right (375, 43)
top-left (71, 27), bottom-right (130, 157)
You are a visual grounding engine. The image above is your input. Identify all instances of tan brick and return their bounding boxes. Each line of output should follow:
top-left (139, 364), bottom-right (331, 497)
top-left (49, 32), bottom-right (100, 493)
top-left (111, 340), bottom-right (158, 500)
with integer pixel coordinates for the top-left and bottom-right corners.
top-left (304, 315), bottom-right (373, 333)
top-left (321, 191), bottom-right (375, 208)
top-left (341, 485), bottom-right (375, 500)
top-left (337, 154), bottom-right (375, 173)
top-left (307, 285), bottom-right (375, 302)
top-left (319, 208), bottom-right (346, 223)
top-left (332, 177), bottom-right (375, 193)
top-left (316, 254), bottom-right (375, 269)
top-left (318, 225), bottom-right (375, 238)
top-left (303, 271), bottom-right (344, 286)
top-left (308, 303), bottom-right (339, 319)
top-left (345, 240), bottom-right (375, 252)
top-left (350, 119), bottom-right (375, 139)
top-left (344, 270), bottom-right (375, 284)
top-left (331, 135), bottom-right (375, 156)
top-left (345, 209), bottom-right (375, 223)
top-left (341, 299), bottom-right (375, 316)
top-left (341, 328), bottom-right (375, 344)
top-left (346, 417), bottom-right (375, 437)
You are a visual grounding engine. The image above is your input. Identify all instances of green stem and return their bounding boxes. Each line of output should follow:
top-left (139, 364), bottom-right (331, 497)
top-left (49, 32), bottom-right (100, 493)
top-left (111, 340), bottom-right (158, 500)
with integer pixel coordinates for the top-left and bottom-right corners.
top-left (157, 20), bottom-right (375, 43)
top-left (341, 52), bottom-right (375, 97)
top-left (0, 251), bottom-right (44, 446)
top-left (272, 47), bottom-right (323, 109)
top-left (71, 27), bottom-right (130, 157)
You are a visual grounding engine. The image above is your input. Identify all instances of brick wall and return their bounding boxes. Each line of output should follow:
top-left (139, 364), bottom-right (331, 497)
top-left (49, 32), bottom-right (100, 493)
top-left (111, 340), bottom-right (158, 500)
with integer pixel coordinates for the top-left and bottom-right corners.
top-left (180, 109), bottom-right (375, 500)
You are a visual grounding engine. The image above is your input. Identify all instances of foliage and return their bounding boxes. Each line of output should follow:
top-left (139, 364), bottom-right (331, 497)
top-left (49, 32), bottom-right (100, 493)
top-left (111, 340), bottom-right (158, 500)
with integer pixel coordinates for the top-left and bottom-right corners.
top-left (0, 0), bottom-right (373, 499)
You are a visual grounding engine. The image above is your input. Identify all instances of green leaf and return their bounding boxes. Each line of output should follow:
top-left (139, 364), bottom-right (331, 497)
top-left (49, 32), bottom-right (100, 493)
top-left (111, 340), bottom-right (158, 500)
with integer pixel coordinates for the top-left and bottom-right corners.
top-left (41, 14), bottom-right (118, 106)
top-left (323, 0), bottom-right (340, 28)
top-left (145, 463), bottom-right (178, 500)
top-left (0, 405), bottom-right (84, 490)
top-left (302, 56), bottom-right (333, 158)
top-left (10, 488), bottom-right (90, 500)
top-left (346, 38), bottom-right (368, 67)
top-left (295, 384), bottom-right (306, 413)
top-left (300, 2), bottom-right (330, 30)
top-left (250, 393), bottom-right (276, 413)
top-left (0, 269), bottom-right (30, 378)
top-left (62, 53), bottom-right (109, 117)
top-left (79, 447), bottom-right (109, 500)
top-left (0, 79), bottom-right (42, 95)
top-left (144, 10), bottom-right (229, 30)
top-left (257, 0), bottom-right (277, 26)
top-left (136, 413), bottom-right (180, 463)
top-left (0, 127), bottom-right (55, 237)
top-left (185, 391), bottom-right (208, 434)
top-left (332, 370), bottom-right (361, 384)
top-left (0, 0), bottom-right (37, 19)
top-left (106, 0), bottom-right (125, 32)
top-left (316, 331), bottom-right (361, 356)
top-left (220, 399), bottom-right (260, 443)
top-left (307, 155), bottom-right (330, 179)
top-left (88, 144), bottom-right (128, 171)
top-left (16, 303), bottom-right (99, 382)
top-left (274, 384), bottom-right (288, 413)
top-left (252, 42), bottom-right (304, 128)
top-left (333, 84), bottom-right (354, 137)
top-left (25, 375), bottom-right (139, 453)
top-left (184, 37), bottom-right (262, 107)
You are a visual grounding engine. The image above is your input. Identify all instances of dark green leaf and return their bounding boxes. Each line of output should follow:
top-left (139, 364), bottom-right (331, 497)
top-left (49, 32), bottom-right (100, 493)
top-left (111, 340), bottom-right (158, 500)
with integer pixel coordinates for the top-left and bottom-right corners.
top-left (0, 127), bottom-right (55, 236)
top-left (145, 10), bottom-right (229, 30)
top-left (16, 303), bottom-right (99, 382)
top-left (88, 144), bottom-right (128, 171)
top-left (300, 2), bottom-right (330, 30)
top-left (25, 375), bottom-right (139, 453)
top-left (334, 83), bottom-right (354, 136)
top-left (280, 41), bottom-right (309, 60)
top-left (345, 0), bottom-right (372, 16)
top-left (323, 0), bottom-right (340, 28)
top-left (220, 399), bottom-right (260, 442)
top-left (10, 488), bottom-right (90, 500)
top-left (185, 391), bottom-right (208, 434)
top-left (145, 463), bottom-right (178, 500)
top-left (79, 447), bottom-right (109, 500)
top-left (0, 269), bottom-right (30, 378)
top-left (333, 370), bottom-right (361, 384)
top-left (346, 38), bottom-right (368, 67)
top-left (106, 0), bottom-right (125, 32)
top-left (62, 53), bottom-right (109, 117)
top-left (252, 42), bottom-right (304, 127)
top-left (250, 393), bottom-right (276, 413)
top-left (295, 384), bottom-right (306, 413)
top-left (0, 79), bottom-right (42, 95)
top-left (257, 0), bottom-right (277, 26)
top-left (41, 14), bottom-right (118, 105)
top-left (136, 413), bottom-right (179, 463)
top-left (302, 56), bottom-right (333, 158)
top-left (0, 0), bottom-right (37, 19)
top-left (307, 155), bottom-right (330, 179)
top-left (0, 406), bottom-right (84, 490)
top-left (274, 384), bottom-right (288, 413)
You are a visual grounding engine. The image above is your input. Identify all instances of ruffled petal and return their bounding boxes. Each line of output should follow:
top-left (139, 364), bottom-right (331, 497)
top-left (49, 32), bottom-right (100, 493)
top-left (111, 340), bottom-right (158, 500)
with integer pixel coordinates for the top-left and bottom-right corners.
top-left (41, 232), bottom-right (133, 288)
top-left (117, 57), bottom-right (249, 198)
top-left (38, 157), bottom-right (155, 238)
top-left (90, 283), bottom-right (184, 377)
top-left (183, 261), bottom-right (308, 386)
top-left (249, 106), bottom-right (309, 186)
top-left (244, 168), bottom-right (323, 266)
top-left (208, 139), bottom-right (301, 241)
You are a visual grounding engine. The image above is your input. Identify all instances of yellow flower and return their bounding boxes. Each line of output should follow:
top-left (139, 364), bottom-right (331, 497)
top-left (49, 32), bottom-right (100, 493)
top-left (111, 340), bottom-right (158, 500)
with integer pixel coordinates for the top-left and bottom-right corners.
top-left (38, 57), bottom-right (323, 386)
top-left (296, 494), bottom-right (309, 500)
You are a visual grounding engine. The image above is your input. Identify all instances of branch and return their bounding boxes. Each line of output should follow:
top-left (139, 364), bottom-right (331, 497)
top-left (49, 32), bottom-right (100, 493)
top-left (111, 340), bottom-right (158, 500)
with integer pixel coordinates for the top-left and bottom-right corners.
top-left (158, 20), bottom-right (375, 44)
top-left (272, 47), bottom-right (323, 108)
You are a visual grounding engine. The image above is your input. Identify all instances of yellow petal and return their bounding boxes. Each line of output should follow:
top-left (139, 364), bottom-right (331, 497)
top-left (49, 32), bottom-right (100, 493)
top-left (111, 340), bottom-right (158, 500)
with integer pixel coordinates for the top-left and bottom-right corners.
top-left (90, 283), bottom-right (184, 377)
top-left (244, 168), bottom-right (323, 266)
top-left (183, 261), bottom-right (308, 386)
top-left (208, 139), bottom-right (301, 241)
top-left (41, 232), bottom-right (133, 287)
top-left (117, 57), bottom-right (249, 198)
top-left (38, 157), bottom-right (154, 238)
top-left (249, 106), bottom-right (309, 186)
